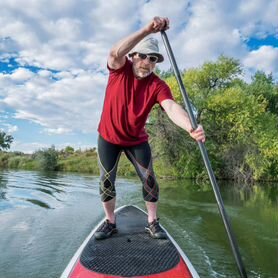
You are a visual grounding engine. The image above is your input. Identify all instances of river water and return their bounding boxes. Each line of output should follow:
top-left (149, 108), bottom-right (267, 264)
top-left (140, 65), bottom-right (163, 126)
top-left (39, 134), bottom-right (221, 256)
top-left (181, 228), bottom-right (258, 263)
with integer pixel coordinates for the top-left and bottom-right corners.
top-left (0, 170), bottom-right (277, 278)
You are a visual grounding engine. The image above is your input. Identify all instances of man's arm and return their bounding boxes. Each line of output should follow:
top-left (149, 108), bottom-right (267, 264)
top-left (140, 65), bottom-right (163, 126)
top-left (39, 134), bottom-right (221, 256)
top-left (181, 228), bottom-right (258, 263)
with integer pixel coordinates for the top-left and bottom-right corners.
top-left (161, 99), bottom-right (205, 142)
top-left (108, 16), bottom-right (169, 70)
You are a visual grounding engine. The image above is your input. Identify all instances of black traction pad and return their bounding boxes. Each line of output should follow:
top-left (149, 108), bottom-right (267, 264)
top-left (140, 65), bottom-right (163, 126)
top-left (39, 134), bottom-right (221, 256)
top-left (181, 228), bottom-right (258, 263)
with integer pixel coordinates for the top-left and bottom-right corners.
top-left (80, 205), bottom-right (180, 277)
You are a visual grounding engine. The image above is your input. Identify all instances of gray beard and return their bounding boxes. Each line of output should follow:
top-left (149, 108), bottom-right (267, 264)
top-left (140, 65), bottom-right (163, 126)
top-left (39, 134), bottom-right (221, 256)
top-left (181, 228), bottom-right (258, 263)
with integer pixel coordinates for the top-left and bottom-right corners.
top-left (132, 66), bottom-right (152, 79)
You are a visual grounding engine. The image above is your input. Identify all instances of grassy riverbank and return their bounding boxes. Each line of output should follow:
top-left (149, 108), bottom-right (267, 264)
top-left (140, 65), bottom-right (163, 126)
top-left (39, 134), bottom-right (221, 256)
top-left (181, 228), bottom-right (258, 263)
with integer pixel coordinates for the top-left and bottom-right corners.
top-left (0, 147), bottom-right (185, 179)
top-left (0, 149), bottom-right (137, 177)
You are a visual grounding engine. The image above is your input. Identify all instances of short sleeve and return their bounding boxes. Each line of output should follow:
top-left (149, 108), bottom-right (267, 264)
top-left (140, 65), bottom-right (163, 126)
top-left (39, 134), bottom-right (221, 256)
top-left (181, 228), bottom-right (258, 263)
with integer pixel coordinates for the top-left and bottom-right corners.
top-left (156, 80), bottom-right (174, 105)
top-left (107, 57), bottom-right (130, 76)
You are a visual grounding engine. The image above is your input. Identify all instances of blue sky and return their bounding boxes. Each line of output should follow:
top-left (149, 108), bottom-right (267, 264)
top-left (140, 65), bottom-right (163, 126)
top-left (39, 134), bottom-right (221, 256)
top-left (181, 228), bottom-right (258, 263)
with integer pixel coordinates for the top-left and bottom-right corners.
top-left (0, 0), bottom-right (277, 153)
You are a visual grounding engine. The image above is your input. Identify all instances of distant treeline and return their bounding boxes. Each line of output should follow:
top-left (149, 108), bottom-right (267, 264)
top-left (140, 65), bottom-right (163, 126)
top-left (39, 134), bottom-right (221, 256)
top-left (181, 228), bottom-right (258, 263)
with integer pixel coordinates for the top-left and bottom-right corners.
top-left (1, 56), bottom-right (278, 182)
top-left (0, 146), bottom-right (137, 177)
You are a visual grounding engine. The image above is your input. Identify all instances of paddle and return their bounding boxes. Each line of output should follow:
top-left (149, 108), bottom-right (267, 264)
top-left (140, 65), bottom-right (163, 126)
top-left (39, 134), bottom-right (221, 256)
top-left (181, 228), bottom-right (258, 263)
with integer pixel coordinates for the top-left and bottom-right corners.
top-left (160, 30), bottom-right (248, 278)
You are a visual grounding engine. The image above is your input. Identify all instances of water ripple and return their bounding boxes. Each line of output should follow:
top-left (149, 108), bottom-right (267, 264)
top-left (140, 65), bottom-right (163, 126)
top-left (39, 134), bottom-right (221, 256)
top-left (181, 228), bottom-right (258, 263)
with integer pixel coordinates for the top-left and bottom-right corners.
top-left (0, 170), bottom-right (98, 210)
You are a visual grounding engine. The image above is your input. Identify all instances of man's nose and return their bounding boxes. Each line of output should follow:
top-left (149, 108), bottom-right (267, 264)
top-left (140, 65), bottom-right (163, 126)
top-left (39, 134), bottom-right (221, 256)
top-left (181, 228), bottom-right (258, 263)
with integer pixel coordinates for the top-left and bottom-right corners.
top-left (142, 58), bottom-right (151, 65)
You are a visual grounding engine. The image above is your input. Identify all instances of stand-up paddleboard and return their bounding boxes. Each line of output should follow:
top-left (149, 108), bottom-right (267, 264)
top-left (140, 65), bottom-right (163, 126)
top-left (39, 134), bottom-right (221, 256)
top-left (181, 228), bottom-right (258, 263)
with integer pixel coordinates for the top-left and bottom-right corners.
top-left (61, 205), bottom-right (200, 278)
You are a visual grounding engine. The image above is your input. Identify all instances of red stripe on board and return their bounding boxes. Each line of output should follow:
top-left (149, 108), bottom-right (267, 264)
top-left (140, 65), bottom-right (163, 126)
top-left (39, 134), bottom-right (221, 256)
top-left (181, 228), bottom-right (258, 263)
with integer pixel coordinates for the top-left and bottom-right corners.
top-left (69, 256), bottom-right (192, 278)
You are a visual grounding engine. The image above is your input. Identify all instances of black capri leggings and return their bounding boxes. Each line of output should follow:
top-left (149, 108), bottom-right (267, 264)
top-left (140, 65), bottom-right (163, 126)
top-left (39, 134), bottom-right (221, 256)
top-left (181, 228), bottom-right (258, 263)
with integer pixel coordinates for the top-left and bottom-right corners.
top-left (97, 135), bottom-right (159, 203)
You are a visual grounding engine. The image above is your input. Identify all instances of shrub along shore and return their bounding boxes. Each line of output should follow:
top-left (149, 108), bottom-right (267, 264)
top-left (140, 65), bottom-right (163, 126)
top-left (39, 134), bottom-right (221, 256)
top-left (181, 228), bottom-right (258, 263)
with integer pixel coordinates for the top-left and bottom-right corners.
top-left (1, 56), bottom-right (278, 183)
top-left (0, 147), bottom-right (138, 177)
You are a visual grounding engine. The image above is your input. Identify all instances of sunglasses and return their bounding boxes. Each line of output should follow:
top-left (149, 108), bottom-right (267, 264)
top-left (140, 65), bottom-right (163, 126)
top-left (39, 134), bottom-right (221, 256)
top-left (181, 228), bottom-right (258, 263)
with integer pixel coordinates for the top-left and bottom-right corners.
top-left (137, 53), bottom-right (159, 64)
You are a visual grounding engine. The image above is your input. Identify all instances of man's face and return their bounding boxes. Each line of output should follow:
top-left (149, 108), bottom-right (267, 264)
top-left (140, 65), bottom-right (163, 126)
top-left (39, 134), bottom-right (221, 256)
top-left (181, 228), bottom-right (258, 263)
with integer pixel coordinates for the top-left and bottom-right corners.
top-left (132, 53), bottom-right (158, 79)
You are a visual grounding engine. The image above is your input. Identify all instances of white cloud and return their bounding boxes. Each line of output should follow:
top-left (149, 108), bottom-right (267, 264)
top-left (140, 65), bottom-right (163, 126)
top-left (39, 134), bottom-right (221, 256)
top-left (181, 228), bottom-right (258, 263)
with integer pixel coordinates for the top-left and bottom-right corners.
top-left (10, 68), bottom-right (34, 82)
top-left (10, 141), bottom-right (50, 154)
top-left (237, 0), bottom-right (278, 37)
top-left (243, 46), bottom-right (278, 77)
top-left (0, 0), bottom-right (144, 71)
top-left (10, 140), bottom-right (96, 154)
top-left (140, 0), bottom-right (190, 28)
top-left (1, 0), bottom-right (277, 74)
top-left (0, 69), bottom-right (107, 134)
top-left (43, 127), bottom-right (73, 135)
top-left (149, 0), bottom-right (278, 71)
top-left (0, 37), bottom-right (20, 53)
top-left (38, 70), bottom-right (53, 78)
top-left (0, 0), bottom-right (277, 153)
top-left (3, 124), bottom-right (18, 133)
top-left (0, 125), bottom-right (17, 134)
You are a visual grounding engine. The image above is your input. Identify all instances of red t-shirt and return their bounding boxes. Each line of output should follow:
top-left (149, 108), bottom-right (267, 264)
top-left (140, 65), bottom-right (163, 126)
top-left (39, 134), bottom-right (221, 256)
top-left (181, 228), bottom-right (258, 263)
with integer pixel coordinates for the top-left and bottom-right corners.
top-left (98, 58), bottom-right (173, 146)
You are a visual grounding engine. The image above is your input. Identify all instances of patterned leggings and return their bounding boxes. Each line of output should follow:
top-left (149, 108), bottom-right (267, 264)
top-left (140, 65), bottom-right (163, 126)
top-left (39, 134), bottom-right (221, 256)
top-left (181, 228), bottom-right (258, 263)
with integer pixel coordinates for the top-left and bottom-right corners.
top-left (97, 135), bottom-right (159, 203)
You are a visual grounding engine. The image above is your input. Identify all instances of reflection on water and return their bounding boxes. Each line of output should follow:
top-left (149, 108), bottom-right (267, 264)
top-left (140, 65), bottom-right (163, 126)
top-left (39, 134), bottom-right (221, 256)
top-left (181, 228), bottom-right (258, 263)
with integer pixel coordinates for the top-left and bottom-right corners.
top-left (157, 180), bottom-right (278, 278)
top-left (0, 170), bottom-right (277, 278)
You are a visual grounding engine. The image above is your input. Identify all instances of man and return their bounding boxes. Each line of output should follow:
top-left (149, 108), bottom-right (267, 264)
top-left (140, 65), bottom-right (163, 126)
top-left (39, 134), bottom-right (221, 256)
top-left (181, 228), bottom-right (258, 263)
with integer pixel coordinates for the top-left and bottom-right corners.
top-left (95, 16), bottom-right (205, 240)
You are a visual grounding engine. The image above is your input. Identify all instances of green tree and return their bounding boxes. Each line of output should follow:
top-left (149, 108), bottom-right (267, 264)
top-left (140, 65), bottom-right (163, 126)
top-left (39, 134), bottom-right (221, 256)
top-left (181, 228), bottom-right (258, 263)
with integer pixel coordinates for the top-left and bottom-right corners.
top-left (150, 55), bottom-right (278, 182)
top-left (247, 71), bottom-right (278, 115)
top-left (205, 86), bottom-right (278, 181)
top-left (182, 55), bottom-right (243, 121)
top-left (64, 146), bottom-right (74, 154)
top-left (35, 145), bottom-right (59, 171)
top-left (150, 56), bottom-right (244, 179)
top-left (0, 131), bottom-right (13, 151)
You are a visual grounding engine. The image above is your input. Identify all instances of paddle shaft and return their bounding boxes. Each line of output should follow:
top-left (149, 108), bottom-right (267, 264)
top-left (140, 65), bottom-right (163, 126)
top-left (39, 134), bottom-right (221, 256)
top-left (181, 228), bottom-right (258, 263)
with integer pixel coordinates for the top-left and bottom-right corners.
top-left (161, 30), bottom-right (247, 278)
